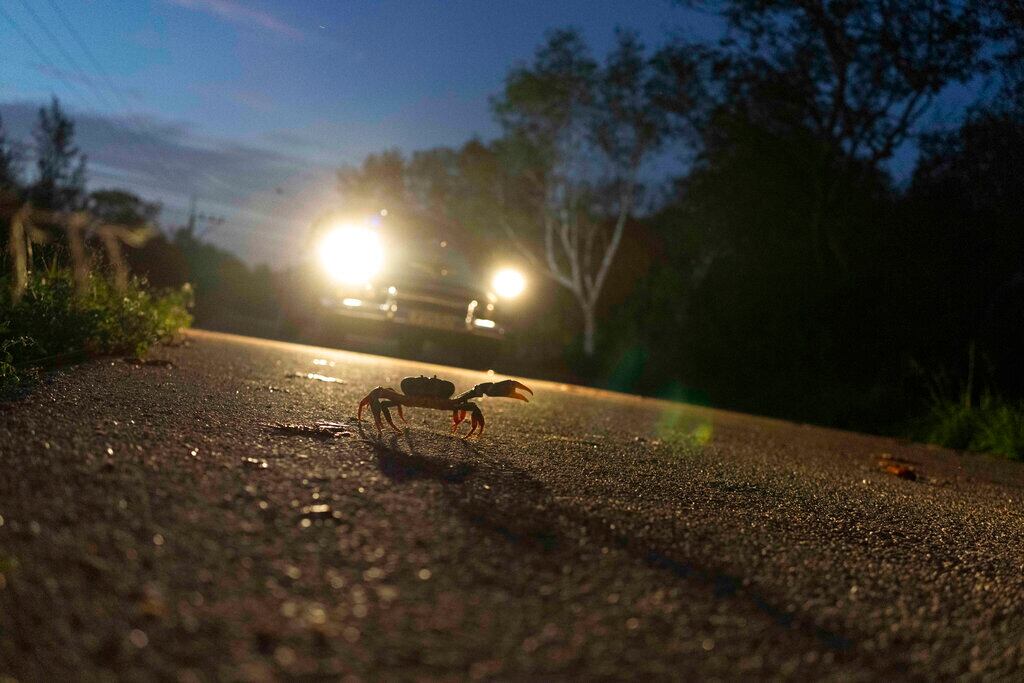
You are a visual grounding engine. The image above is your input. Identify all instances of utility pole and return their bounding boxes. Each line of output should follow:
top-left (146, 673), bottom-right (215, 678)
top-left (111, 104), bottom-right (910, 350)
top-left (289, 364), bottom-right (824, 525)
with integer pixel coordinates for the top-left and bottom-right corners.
top-left (183, 193), bottom-right (225, 239)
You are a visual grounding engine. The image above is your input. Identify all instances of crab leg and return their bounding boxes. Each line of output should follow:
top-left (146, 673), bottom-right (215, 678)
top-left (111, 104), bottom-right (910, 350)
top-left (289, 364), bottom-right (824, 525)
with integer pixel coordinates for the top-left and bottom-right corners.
top-left (369, 398), bottom-right (384, 432)
top-left (382, 407), bottom-right (402, 433)
top-left (465, 406), bottom-right (484, 438)
top-left (450, 409), bottom-right (468, 434)
top-left (379, 400), bottom-right (403, 434)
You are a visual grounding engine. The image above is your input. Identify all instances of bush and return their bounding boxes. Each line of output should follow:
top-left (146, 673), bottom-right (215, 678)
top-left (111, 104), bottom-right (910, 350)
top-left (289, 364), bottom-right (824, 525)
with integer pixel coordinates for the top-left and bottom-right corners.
top-left (0, 267), bottom-right (192, 390)
top-left (916, 393), bottom-right (1024, 461)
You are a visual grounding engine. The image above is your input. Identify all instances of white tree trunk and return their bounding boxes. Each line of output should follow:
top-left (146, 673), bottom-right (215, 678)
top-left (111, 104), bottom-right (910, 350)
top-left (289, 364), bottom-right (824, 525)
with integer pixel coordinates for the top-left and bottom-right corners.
top-left (581, 303), bottom-right (596, 357)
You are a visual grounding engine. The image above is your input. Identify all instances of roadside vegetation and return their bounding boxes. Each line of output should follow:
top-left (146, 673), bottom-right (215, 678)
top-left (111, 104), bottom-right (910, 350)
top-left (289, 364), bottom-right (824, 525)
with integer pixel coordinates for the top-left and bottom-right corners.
top-left (0, 267), bottom-right (191, 392)
top-left (911, 355), bottom-right (1024, 461)
top-left (918, 395), bottom-right (1024, 461)
top-left (2, 99), bottom-right (191, 394)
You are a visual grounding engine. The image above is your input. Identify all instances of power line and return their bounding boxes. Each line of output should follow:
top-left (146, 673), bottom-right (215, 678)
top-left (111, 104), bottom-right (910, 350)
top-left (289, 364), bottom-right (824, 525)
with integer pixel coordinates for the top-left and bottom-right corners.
top-left (13, 0), bottom-right (229, 197)
top-left (0, 3), bottom-right (305, 249)
top-left (0, 3), bottom-right (97, 114)
top-left (16, 0), bottom-right (118, 113)
top-left (13, 0), bottom-right (186, 185)
top-left (2, 1), bottom-right (166, 183)
top-left (43, 0), bottom-right (138, 114)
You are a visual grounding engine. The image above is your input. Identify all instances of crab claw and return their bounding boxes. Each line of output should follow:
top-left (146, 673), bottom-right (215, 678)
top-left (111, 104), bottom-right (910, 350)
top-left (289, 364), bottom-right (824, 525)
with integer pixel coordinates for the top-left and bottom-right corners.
top-left (483, 379), bottom-right (533, 402)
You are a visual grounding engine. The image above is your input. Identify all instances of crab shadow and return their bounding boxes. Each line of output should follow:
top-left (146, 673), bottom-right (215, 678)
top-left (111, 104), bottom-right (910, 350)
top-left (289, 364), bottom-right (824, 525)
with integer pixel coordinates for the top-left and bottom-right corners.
top-left (359, 424), bottom-right (477, 484)
top-left (359, 423), bottom-right (563, 550)
top-left (279, 420), bottom-right (854, 653)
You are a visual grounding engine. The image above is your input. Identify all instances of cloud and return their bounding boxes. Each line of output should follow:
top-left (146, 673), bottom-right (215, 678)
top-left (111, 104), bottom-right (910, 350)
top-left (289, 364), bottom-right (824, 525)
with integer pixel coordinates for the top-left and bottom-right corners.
top-left (165, 0), bottom-right (303, 40)
top-left (191, 83), bottom-right (278, 114)
top-left (31, 64), bottom-right (146, 103)
top-left (0, 100), bottom-right (338, 265)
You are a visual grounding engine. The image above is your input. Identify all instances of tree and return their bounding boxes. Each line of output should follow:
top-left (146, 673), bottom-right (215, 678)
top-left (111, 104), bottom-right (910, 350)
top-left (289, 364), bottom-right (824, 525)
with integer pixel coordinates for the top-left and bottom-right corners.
top-left (902, 108), bottom-right (1024, 396)
top-left (980, 0), bottom-right (1024, 109)
top-left (88, 189), bottom-right (161, 226)
top-left (30, 97), bottom-right (86, 212)
top-left (0, 113), bottom-right (21, 198)
top-left (490, 29), bottom-right (667, 356)
top-left (665, 0), bottom-right (992, 273)
top-left (337, 149), bottom-right (407, 217)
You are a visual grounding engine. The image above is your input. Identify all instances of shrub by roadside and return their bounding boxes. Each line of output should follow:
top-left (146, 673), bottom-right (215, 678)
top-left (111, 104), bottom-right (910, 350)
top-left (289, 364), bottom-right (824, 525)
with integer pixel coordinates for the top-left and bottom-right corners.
top-left (0, 267), bottom-right (192, 392)
top-left (914, 393), bottom-right (1024, 461)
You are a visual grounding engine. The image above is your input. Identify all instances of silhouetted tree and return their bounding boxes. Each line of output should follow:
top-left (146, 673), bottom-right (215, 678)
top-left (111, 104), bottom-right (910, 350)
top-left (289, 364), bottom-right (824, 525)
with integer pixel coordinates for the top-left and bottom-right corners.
top-left (30, 97), bottom-right (86, 212)
top-left (902, 108), bottom-right (1024, 396)
top-left (337, 149), bottom-right (407, 217)
top-left (0, 113), bottom-right (21, 197)
top-left (663, 0), bottom-right (992, 274)
top-left (488, 29), bottom-right (668, 356)
top-left (88, 189), bottom-right (161, 227)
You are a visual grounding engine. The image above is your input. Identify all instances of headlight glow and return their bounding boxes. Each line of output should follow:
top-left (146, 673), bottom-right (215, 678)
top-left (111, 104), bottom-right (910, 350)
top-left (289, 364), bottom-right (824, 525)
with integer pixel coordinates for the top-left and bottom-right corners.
top-left (492, 267), bottom-right (526, 299)
top-left (318, 224), bottom-right (384, 285)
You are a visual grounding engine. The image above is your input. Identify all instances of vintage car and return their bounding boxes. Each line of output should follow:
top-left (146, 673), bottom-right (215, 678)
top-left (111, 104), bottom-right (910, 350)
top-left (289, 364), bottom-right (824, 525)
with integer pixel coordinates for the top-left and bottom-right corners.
top-left (297, 212), bottom-right (526, 365)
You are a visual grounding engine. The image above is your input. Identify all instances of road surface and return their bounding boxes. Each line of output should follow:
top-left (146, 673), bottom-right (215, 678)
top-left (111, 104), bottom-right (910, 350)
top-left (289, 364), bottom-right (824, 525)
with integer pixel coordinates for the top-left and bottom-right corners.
top-left (2, 330), bottom-right (1023, 680)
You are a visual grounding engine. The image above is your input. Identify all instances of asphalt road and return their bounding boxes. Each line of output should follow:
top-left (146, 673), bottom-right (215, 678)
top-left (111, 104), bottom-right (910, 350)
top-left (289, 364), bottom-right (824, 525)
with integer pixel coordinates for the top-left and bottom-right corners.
top-left (2, 330), bottom-right (1023, 680)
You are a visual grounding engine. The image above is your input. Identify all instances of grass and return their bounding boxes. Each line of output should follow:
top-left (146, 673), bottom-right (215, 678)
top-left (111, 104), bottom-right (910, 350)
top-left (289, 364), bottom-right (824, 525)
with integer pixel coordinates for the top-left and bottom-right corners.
top-left (1, 266), bottom-right (192, 392)
top-left (917, 393), bottom-right (1024, 461)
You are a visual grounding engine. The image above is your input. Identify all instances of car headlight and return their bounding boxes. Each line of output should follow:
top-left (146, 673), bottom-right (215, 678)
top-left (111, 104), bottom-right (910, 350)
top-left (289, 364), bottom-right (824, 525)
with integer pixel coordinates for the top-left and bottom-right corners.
top-left (318, 224), bottom-right (384, 285)
top-left (492, 267), bottom-right (526, 299)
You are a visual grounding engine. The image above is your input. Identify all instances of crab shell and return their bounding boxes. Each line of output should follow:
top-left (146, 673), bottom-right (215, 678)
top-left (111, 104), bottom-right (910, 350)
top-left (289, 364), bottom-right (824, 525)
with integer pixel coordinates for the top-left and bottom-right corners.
top-left (400, 375), bottom-right (456, 398)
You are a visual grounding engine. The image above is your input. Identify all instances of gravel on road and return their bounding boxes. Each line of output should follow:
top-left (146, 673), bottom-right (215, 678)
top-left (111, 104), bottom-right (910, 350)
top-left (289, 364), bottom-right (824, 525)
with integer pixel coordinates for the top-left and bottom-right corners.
top-left (2, 330), bottom-right (1023, 680)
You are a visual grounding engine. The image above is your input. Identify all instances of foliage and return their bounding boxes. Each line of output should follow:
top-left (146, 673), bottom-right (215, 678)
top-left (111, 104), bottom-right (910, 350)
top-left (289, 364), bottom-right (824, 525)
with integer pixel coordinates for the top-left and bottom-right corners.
top-left (490, 28), bottom-right (669, 356)
top-left (169, 228), bottom-right (281, 324)
top-left (900, 111), bottom-right (1024, 400)
top-left (916, 393), bottom-right (1024, 461)
top-left (30, 97), bottom-right (87, 212)
top-left (0, 113), bottom-right (22, 195)
top-left (0, 336), bottom-right (36, 393)
top-left (714, 0), bottom-right (988, 162)
top-left (88, 189), bottom-right (161, 226)
top-left (0, 267), bottom-right (192, 391)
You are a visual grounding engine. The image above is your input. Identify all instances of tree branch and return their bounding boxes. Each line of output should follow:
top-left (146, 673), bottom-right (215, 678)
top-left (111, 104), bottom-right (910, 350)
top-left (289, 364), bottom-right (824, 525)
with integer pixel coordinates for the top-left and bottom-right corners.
top-left (587, 177), bottom-right (634, 305)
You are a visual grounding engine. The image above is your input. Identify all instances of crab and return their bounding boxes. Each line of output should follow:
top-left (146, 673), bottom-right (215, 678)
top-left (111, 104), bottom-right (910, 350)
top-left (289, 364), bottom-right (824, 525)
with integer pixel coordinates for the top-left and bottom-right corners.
top-left (358, 374), bottom-right (533, 437)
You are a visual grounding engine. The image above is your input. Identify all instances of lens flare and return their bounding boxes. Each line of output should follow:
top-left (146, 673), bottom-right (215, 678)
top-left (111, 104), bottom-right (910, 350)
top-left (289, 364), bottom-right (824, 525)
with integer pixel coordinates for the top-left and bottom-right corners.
top-left (318, 225), bottom-right (384, 285)
top-left (492, 267), bottom-right (526, 299)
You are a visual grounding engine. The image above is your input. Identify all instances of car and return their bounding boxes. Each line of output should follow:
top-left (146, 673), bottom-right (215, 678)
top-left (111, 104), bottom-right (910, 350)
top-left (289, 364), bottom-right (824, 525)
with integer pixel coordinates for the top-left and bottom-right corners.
top-left (296, 212), bottom-right (526, 366)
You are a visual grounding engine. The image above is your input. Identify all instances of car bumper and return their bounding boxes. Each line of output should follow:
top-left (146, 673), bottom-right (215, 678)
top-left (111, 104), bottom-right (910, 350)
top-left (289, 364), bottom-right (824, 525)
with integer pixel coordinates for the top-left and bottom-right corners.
top-left (318, 296), bottom-right (503, 339)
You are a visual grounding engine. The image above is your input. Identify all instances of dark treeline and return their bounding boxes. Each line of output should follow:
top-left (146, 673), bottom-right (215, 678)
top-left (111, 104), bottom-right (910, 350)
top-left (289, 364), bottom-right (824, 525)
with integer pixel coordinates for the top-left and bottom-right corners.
top-left (335, 1), bottom-right (1024, 437)
top-left (599, 1), bottom-right (1024, 432)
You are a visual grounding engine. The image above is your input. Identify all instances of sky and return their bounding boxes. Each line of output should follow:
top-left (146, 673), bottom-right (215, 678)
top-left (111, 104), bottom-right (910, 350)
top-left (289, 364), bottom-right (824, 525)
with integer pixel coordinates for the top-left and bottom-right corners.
top-left (0, 0), bottom-right (721, 264)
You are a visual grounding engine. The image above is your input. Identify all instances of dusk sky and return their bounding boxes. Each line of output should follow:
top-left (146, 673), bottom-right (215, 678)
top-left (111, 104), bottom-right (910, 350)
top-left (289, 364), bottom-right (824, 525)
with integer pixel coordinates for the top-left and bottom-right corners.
top-left (0, 0), bottom-right (719, 264)
top-left (0, 1), bottom-right (980, 265)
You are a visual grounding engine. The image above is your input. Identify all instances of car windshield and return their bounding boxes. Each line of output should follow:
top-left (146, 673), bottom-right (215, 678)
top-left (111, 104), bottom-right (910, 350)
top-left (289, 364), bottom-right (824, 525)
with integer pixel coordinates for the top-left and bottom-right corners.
top-left (382, 237), bottom-right (480, 291)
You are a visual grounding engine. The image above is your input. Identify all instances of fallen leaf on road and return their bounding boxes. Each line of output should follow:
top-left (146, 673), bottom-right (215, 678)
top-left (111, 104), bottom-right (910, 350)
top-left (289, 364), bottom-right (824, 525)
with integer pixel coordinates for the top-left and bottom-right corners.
top-left (266, 422), bottom-right (354, 439)
top-left (877, 455), bottom-right (918, 481)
